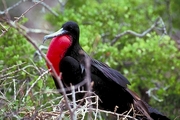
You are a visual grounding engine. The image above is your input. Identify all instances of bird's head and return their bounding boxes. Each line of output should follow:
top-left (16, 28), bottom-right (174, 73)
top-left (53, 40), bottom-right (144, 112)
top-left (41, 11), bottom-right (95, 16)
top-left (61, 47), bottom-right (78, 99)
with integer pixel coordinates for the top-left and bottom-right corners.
top-left (44, 21), bottom-right (80, 44)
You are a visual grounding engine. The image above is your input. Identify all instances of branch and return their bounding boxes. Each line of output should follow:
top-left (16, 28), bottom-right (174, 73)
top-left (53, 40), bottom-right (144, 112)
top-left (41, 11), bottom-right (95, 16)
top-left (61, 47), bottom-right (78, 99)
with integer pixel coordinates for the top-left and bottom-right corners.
top-left (0, 0), bottom-right (26, 15)
top-left (18, 24), bottom-right (51, 34)
top-left (57, 0), bottom-right (68, 13)
top-left (0, 0), bottom-right (58, 17)
top-left (111, 17), bottom-right (165, 45)
top-left (0, 23), bottom-right (9, 37)
top-left (37, 0), bottom-right (59, 17)
top-left (146, 87), bottom-right (163, 102)
top-left (14, 1), bottom-right (41, 23)
top-left (22, 69), bottom-right (49, 102)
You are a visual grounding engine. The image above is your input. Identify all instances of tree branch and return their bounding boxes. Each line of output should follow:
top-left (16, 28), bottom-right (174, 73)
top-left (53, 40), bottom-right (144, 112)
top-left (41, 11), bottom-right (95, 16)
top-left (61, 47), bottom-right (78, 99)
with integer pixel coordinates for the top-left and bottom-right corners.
top-left (0, 0), bottom-right (25, 16)
top-left (0, 0), bottom-right (58, 17)
top-left (38, 0), bottom-right (59, 17)
top-left (111, 17), bottom-right (166, 45)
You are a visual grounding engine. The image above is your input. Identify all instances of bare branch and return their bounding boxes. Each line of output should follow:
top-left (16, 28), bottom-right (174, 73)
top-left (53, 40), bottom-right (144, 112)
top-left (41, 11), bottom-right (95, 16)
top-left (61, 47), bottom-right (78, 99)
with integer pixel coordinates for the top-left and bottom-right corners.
top-left (1, 0), bottom-right (11, 19)
top-left (22, 69), bottom-right (49, 102)
top-left (14, 1), bottom-right (41, 23)
top-left (0, 62), bottom-right (26, 73)
top-left (0, 0), bottom-right (27, 15)
top-left (111, 17), bottom-right (166, 45)
top-left (146, 87), bottom-right (163, 102)
top-left (58, 0), bottom-right (68, 13)
top-left (37, 1), bottom-right (59, 17)
top-left (0, 23), bottom-right (10, 37)
top-left (0, 0), bottom-right (58, 17)
top-left (71, 85), bottom-right (77, 120)
top-left (18, 24), bottom-right (52, 34)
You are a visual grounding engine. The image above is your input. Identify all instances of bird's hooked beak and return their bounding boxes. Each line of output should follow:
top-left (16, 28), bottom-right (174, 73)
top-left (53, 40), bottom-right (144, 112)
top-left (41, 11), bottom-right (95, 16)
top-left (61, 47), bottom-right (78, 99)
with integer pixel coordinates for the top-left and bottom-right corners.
top-left (43, 28), bottom-right (68, 43)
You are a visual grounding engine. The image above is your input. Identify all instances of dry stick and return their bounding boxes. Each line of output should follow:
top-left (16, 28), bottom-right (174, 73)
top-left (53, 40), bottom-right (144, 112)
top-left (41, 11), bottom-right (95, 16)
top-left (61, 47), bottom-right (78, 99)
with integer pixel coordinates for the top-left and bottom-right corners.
top-left (72, 85), bottom-right (95, 113)
top-left (0, 0), bottom-right (58, 17)
top-left (18, 24), bottom-right (51, 34)
top-left (83, 55), bottom-right (93, 119)
top-left (0, 23), bottom-right (9, 37)
top-left (72, 90), bottom-right (101, 113)
top-left (0, 0), bottom-right (27, 15)
top-left (0, 68), bottom-right (22, 79)
top-left (88, 108), bottom-right (138, 120)
top-left (1, 0), bottom-right (11, 19)
top-left (146, 87), bottom-right (163, 102)
top-left (22, 70), bottom-right (49, 102)
top-left (14, 1), bottom-right (41, 23)
top-left (158, 17), bottom-right (167, 41)
top-left (124, 107), bottom-right (133, 119)
top-left (71, 85), bottom-right (77, 120)
top-left (71, 51), bottom-right (94, 114)
top-left (84, 56), bottom-right (91, 94)
top-left (16, 79), bottom-right (27, 97)
top-left (38, 1), bottom-right (59, 16)
top-left (13, 79), bottom-right (17, 101)
top-left (93, 95), bottom-right (98, 120)
top-left (111, 17), bottom-right (161, 45)
top-left (58, 0), bottom-right (68, 13)
top-left (0, 0), bottom-right (11, 37)
top-left (0, 75), bottom-right (19, 81)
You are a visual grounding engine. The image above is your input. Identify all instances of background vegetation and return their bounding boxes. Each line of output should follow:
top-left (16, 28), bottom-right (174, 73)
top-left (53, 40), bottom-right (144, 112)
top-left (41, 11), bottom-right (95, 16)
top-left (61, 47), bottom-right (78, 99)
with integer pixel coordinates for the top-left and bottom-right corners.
top-left (0, 0), bottom-right (179, 119)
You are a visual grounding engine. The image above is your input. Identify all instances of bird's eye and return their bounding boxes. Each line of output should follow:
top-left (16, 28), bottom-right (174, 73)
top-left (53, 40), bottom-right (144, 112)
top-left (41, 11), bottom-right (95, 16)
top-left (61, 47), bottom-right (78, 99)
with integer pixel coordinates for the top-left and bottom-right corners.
top-left (69, 27), bottom-right (73, 31)
top-left (68, 26), bottom-right (73, 31)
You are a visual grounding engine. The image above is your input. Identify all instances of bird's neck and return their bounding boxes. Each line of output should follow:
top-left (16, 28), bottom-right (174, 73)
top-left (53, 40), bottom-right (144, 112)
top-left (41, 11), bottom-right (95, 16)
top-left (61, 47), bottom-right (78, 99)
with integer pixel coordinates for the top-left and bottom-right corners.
top-left (65, 42), bottom-right (83, 60)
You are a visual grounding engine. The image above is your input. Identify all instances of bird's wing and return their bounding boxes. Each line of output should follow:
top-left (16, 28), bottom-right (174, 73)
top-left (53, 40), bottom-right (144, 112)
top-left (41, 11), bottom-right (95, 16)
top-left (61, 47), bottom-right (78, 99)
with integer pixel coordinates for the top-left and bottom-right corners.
top-left (91, 59), bottom-right (130, 88)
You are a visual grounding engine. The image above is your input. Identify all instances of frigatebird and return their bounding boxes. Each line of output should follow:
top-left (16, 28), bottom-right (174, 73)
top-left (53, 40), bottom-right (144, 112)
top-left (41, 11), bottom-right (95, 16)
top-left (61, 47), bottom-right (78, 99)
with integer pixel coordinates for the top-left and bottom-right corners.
top-left (44, 21), bottom-right (170, 120)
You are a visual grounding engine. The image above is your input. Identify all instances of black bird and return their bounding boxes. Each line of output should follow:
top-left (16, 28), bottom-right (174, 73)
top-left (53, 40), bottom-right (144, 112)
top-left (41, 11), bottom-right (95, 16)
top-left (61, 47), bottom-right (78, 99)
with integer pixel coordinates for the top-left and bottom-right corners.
top-left (44, 21), bottom-right (170, 120)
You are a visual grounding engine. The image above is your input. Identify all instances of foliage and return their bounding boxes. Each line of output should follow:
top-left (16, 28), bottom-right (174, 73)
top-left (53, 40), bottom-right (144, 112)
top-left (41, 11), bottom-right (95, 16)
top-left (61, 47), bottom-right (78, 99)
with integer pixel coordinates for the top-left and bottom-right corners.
top-left (45, 0), bottom-right (180, 119)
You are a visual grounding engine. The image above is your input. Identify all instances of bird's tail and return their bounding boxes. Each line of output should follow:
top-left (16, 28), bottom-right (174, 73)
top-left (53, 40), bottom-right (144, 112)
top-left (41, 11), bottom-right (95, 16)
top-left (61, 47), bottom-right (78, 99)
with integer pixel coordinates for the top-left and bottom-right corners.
top-left (126, 89), bottom-right (170, 120)
top-left (126, 89), bottom-right (153, 120)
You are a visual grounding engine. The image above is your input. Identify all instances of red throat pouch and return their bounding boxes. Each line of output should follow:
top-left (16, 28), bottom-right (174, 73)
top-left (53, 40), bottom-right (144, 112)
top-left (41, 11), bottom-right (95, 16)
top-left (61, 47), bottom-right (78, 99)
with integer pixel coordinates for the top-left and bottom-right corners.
top-left (46, 35), bottom-right (72, 75)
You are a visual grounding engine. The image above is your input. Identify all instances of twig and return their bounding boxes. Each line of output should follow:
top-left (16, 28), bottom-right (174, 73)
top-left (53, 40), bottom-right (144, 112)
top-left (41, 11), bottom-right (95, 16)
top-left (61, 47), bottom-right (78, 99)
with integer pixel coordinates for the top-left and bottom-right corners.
top-left (111, 17), bottom-right (162, 45)
top-left (146, 87), bottom-right (163, 102)
top-left (0, 69), bottom-right (22, 79)
top-left (37, 1), bottom-right (59, 17)
top-left (1, 0), bottom-right (11, 19)
top-left (71, 85), bottom-right (77, 120)
top-left (57, 0), bottom-right (68, 13)
top-left (16, 79), bottom-right (27, 98)
top-left (14, 1), bottom-right (42, 23)
top-left (0, 0), bottom-right (27, 15)
top-left (0, 23), bottom-right (9, 37)
top-left (124, 107), bottom-right (133, 119)
top-left (22, 69), bottom-right (49, 102)
top-left (13, 79), bottom-right (17, 101)
top-left (88, 108), bottom-right (138, 120)
top-left (18, 24), bottom-right (51, 34)
top-left (0, 0), bottom-right (58, 17)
